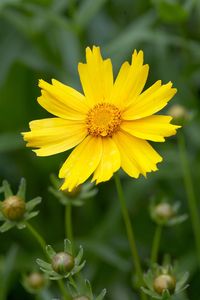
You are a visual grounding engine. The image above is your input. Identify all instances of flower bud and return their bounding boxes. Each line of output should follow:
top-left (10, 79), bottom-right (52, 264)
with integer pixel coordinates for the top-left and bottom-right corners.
top-left (73, 297), bottom-right (89, 300)
top-left (26, 272), bottom-right (46, 291)
top-left (63, 185), bottom-right (81, 198)
top-left (154, 203), bottom-right (174, 222)
top-left (153, 274), bottom-right (176, 295)
top-left (168, 104), bottom-right (189, 124)
top-left (2, 196), bottom-right (26, 221)
top-left (51, 252), bottom-right (74, 275)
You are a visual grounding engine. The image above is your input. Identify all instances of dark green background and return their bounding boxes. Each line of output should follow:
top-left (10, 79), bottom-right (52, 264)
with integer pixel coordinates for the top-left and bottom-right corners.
top-left (0, 0), bottom-right (200, 299)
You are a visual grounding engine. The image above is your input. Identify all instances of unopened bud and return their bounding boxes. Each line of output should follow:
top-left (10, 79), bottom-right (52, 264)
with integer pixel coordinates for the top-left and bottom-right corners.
top-left (52, 252), bottom-right (74, 275)
top-left (26, 272), bottom-right (46, 291)
top-left (63, 185), bottom-right (81, 198)
top-left (2, 196), bottom-right (26, 221)
top-left (154, 203), bottom-right (174, 221)
top-left (153, 274), bottom-right (176, 295)
top-left (168, 104), bottom-right (189, 124)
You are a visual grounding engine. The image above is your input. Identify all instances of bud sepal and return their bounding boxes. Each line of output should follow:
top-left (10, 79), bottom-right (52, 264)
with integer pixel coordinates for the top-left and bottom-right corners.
top-left (141, 261), bottom-right (189, 299)
top-left (49, 174), bottom-right (98, 207)
top-left (67, 278), bottom-right (106, 300)
top-left (36, 239), bottom-right (85, 280)
top-left (150, 199), bottom-right (187, 227)
top-left (0, 179), bottom-right (41, 232)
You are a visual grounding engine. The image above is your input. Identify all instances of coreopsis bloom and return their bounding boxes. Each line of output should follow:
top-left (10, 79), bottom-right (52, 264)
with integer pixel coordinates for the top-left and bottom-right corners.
top-left (23, 46), bottom-right (179, 191)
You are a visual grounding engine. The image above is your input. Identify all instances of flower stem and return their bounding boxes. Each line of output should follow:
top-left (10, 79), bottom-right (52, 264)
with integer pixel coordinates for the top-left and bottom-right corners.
top-left (58, 280), bottom-right (72, 300)
top-left (114, 174), bottom-right (147, 300)
top-left (65, 204), bottom-right (74, 251)
top-left (150, 225), bottom-right (162, 265)
top-left (178, 133), bottom-right (200, 266)
top-left (25, 221), bottom-right (71, 300)
top-left (25, 221), bottom-right (46, 254)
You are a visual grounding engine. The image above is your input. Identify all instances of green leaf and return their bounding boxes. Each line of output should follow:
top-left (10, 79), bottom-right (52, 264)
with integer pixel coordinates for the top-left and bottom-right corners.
top-left (75, 0), bottom-right (107, 28)
top-left (152, 0), bottom-right (188, 23)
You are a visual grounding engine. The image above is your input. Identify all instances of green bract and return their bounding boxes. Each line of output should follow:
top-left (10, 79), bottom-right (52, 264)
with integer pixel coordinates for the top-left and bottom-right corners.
top-left (36, 239), bottom-right (85, 280)
top-left (68, 278), bottom-right (106, 300)
top-left (150, 199), bottom-right (187, 226)
top-left (49, 174), bottom-right (98, 207)
top-left (0, 179), bottom-right (41, 232)
top-left (142, 263), bottom-right (189, 299)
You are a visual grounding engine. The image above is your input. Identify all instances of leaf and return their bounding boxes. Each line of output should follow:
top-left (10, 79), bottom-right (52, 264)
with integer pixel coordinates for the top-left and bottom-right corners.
top-left (75, 0), bottom-right (107, 28)
top-left (152, 0), bottom-right (188, 23)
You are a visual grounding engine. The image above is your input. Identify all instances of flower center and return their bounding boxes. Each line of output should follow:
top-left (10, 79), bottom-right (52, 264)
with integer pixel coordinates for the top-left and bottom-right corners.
top-left (86, 103), bottom-right (122, 137)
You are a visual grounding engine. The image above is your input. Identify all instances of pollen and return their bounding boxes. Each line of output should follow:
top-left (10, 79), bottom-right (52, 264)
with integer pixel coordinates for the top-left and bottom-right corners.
top-left (86, 103), bottom-right (122, 137)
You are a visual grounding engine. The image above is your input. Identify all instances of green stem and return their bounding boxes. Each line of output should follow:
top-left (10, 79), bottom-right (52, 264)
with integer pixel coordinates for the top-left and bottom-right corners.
top-left (178, 133), bottom-right (200, 266)
top-left (58, 280), bottom-right (72, 300)
top-left (150, 225), bottom-right (162, 265)
top-left (25, 222), bottom-right (70, 299)
top-left (65, 205), bottom-right (74, 251)
top-left (25, 222), bottom-right (46, 254)
top-left (114, 174), bottom-right (147, 300)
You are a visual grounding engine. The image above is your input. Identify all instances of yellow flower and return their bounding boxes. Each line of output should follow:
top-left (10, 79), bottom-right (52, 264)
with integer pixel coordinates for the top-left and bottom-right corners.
top-left (22, 46), bottom-right (179, 191)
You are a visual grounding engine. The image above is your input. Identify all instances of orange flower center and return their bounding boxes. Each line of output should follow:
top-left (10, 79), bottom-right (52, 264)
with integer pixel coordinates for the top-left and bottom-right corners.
top-left (86, 103), bottom-right (122, 137)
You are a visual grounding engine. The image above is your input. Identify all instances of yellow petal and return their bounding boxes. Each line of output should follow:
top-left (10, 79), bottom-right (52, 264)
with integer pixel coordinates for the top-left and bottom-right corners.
top-left (110, 50), bottom-right (149, 107)
top-left (123, 81), bottom-right (177, 120)
top-left (59, 136), bottom-right (102, 191)
top-left (78, 46), bottom-right (113, 106)
top-left (121, 115), bottom-right (180, 142)
top-left (92, 137), bottom-right (121, 184)
top-left (113, 131), bottom-right (162, 178)
top-left (22, 118), bottom-right (87, 156)
top-left (38, 79), bottom-right (88, 120)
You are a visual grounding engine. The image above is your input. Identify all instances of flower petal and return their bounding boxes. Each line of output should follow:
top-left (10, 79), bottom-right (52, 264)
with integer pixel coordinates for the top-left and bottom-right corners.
top-left (38, 79), bottom-right (89, 120)
top-left (121, 115), bottom-right (180, 142)
top-left (123, 81), bottom-right (177, 120)
top-left (59, 136), bottom-right (102, 191)
top-left (113, 131), bottom-right (162, 178)
top-left (78, 46), bottom-right (113, 106)
top-left (92, 137), bottom-right (121, 184)
top-left (22, 118), bottom-right (87, 156)
top-left (110, 50), bottom-right (149, 107)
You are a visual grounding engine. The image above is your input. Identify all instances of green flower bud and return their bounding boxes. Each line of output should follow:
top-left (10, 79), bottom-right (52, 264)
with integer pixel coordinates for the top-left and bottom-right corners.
top-left (73, 297), bottom-right (89, 300)
top-left (168, 104), bottom-right (189, 124)
top-left (63, 185), bottom-right (81, 198)
top-left (153, 274), bottom-right (176, 295)
top-left (2, 196), bottom-right (26, 221)
top-left (26, 272), bottom-right (46, 291)
top-left (154, 203), bottom-right (174, 222)
top-left (51, 252), bottom-right (74, 275)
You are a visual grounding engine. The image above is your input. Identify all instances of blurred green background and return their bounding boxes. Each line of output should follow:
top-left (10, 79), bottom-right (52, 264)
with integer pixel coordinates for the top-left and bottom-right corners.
top-left (0, 0), bottom-right (200, 299)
